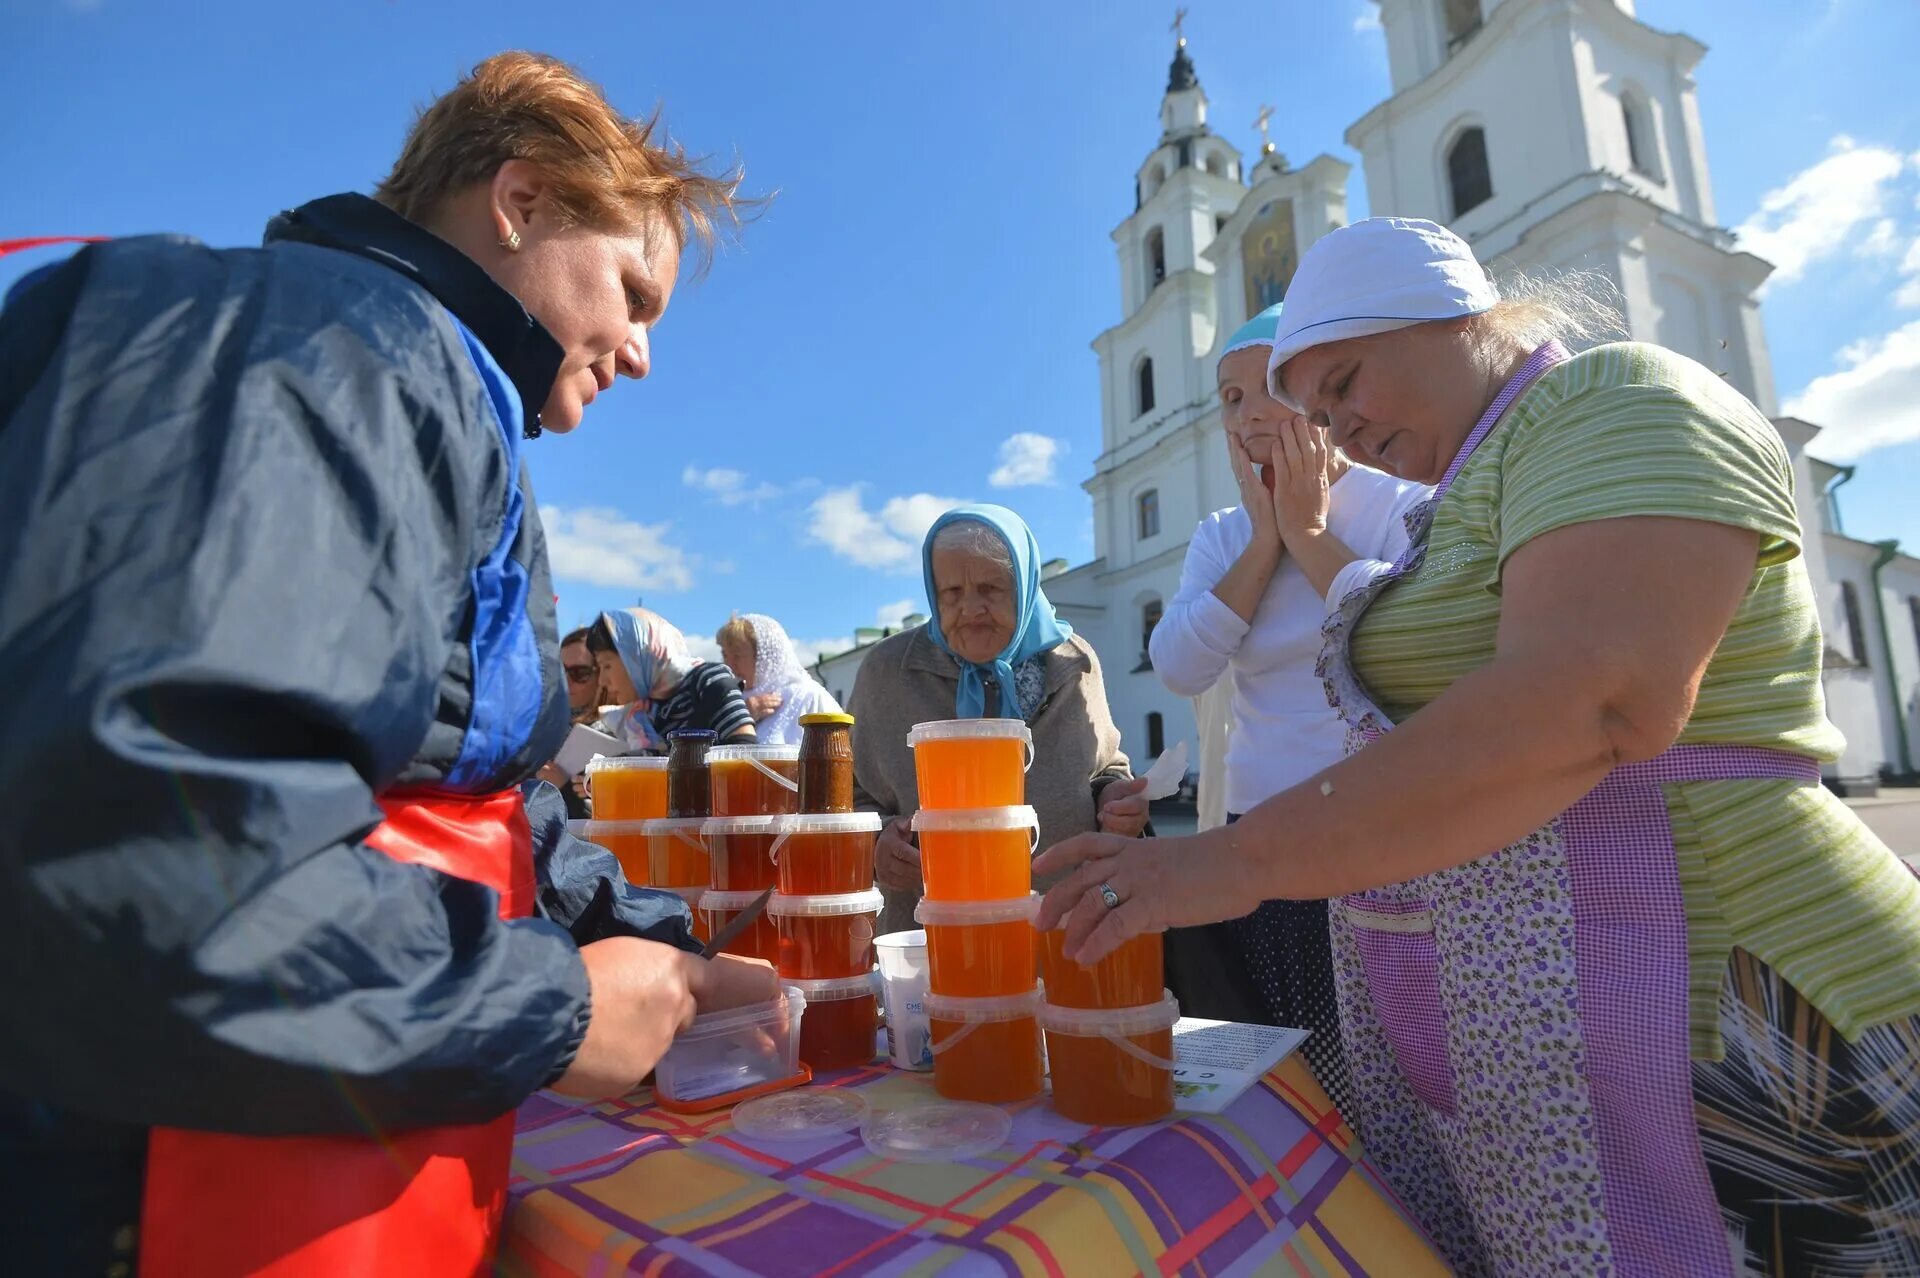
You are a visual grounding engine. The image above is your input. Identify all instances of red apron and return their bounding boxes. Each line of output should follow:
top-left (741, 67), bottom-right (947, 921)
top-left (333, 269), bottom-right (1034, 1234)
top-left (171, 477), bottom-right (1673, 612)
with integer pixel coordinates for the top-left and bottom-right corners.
top-left (139, 789), bottom-right (540, 1277)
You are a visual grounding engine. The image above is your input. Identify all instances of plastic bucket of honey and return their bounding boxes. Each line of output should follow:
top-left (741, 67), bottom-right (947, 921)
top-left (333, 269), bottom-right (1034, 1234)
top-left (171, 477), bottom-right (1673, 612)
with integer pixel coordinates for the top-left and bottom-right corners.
top-left (640, 816), bottom-right (711, 889)
top-left (570, 819), bottom-right (651, 886)
top-left (706, 744), bottom-right (800, 817)
top-left (772, 812), bottom-right (881, 896)
top-left (924, 986), bottom-right (1044, 1105)
top-left (911, 806), bottom-right (1037, 901)
top-left (702, 815), bottom-right (782, 893)
top-left (789, 972), bottom-right (880, 1072)
top-left (1039, 929), bottom-right (1164, 1010)
top-left (915, 894), bottom-right (1039, 999)
top-left (584, 756), bottom-right (669, 821)
top-left (907, 719), bottom-right (1032, 809)
top-left (698, 888), bottom-right (780, 963)
top-left (768, 888), bottom-right (883, 979)
top-left (1037, 991), bottom-right (1179, 1126)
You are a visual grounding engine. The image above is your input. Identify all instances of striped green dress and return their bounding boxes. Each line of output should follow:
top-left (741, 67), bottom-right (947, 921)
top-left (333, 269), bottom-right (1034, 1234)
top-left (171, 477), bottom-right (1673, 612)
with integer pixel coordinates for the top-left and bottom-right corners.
top-left (1348, 341), bottom-right (1920, 1273)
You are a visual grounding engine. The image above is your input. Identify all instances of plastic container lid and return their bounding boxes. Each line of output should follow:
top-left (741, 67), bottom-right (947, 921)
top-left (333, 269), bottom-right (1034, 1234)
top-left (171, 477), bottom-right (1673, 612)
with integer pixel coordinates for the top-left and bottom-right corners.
top-left (706, 744), bottom-right (801, 763)
top-left (914, 894), bottom-right (1040, 926)
top-left (874, 929), bottom-right (927, 953)
top-left (585, 755), bottom-right (668, 771)
top-left (911, 806), bottom-right (1038, 833)
top-left (675, 984), bottom-right (808, 1043)
top-left (767, 888), bottom-right (884, 918)
top-left (700, 888), bottom-right (774, 912)
top-left (670, 886), bottom-right (705, 906)
top-left (788, 972), bottom-right (880, 1002)
top-left (778, 812), bottom-right (883, 835)
top-left (702, 815), bottom-right (785, 836)
top-left (798, 712), bottom-right (856, 727)
top-left (907, 719), bottom-right (1033, 746)
top-left (571, 819), bottom-right (655, 838)
top-left (639, 817), bottom-right (710, 834)
top-left (923, 986), bottom-right (1043, 1023)
top-left (1037, 990), bottom-right (1181, 1037)
top-left (732, 1088), bottom-right (869, 1142)
top-left (861, 1101), bottom-right (1012, 1164)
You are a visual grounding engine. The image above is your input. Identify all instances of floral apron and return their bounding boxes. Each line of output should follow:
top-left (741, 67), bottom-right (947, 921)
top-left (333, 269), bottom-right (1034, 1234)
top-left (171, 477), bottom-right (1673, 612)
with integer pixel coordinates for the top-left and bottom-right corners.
top-left (1315, 342), bottom-right (1818, 1277)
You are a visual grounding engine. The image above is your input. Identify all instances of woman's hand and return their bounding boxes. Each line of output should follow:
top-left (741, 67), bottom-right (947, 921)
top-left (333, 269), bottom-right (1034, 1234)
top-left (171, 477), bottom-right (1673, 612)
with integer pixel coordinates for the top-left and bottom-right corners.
top-left (1033, 830), bottom-right (1256, 966)
top-left (873, 817), bottom-right (923, 894)
top-left (1227, 431), bottom-right (1282, 555)
top-left (1095, 776), bottom-right (1150, 837)
top-left (746, 690), bottom-right (783, 721)
top-left (1270, 416), bottom-right (1333, 546)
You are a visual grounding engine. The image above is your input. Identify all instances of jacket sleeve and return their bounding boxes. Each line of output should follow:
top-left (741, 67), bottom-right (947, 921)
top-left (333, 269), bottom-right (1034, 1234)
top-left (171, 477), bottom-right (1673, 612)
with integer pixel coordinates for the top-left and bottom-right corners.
top-left (0, 239), bottom-right (589, 1136)
top-left (1152, 519), bottom-right (1250, 697)
top-left (1075, 642), bottom-right (1134, 799)
top-left (524, 780), bottom-right (700, 951)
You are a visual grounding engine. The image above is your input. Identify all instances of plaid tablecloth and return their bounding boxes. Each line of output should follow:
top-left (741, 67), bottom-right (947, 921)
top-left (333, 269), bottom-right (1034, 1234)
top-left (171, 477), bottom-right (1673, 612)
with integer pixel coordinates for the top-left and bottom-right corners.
top-left (502, 1056), bottom-right (1445, 1276)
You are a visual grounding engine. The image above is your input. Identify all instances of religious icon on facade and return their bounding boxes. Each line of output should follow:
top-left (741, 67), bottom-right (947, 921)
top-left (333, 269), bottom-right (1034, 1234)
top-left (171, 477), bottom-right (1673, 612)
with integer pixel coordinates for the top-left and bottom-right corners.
top-left (1242, 198), bottom-right (1297, 316)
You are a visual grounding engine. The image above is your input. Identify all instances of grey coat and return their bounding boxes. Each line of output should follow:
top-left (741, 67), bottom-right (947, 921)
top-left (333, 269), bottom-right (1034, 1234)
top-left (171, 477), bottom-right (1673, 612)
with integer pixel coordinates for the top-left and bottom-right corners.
top-left (846, 624), bottom-right (1132, 934)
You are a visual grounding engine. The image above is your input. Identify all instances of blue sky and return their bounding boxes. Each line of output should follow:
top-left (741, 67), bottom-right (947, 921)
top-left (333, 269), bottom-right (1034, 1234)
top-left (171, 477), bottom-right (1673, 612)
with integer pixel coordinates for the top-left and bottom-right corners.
top-left (5, 0), bottom-right (1918, 664)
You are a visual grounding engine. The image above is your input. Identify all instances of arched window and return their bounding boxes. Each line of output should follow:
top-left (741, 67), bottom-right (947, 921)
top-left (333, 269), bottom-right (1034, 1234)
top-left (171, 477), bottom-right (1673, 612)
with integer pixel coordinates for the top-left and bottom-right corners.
top-left (1443, 0), bottom-right (1481, 52)
top-left (1146, 711), bottom-right (1166, 758)
top-left (1620, 91), bottom-right (1661, 180)
top-left (1141, 598), bottom-right (1163, 657)
top-left (1146, 226), bottom-right (1167, 290)
top-left (1447, 127), bottom-right (1492, 217)
top-left (1137, 489), bottom-right (1160, 540)
top-left (1135, 358), bottom-right (1156, 417)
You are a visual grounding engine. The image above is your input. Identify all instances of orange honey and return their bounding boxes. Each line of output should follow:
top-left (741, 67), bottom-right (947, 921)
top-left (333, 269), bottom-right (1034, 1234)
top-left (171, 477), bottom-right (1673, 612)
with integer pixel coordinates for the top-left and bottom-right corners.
top-left (1039, 929), bottom-right (1164, 1010)
top-left (791, 976), bottom-right (879, 1072)
top-left (707, 746), bottom-right (801, 817)
top-left (697, 889), bottom-right (779, 963)
top-left (575, 820), bottom-right (650, 886)
top-left (911, 806), bottom-right (1037, 901)
top-left (925, 989), bottom-right (1044, 1105)
top-left (775, 813), bottom-right (881, 897)
top-left (642, 817), bottom-right (711, 889)
top-left (586, 756), bottom-right (669, 822)
top-left (907, 720), bottom-right (1031, 809)
top-left (704, 816), bottom-right (781, 893)
top-left (769, 889), bottom-right (882, 979)
top-left (1038, 993), bottom-right (1179, 1126)
top-left (916, 895), bottom-right (1039, 999)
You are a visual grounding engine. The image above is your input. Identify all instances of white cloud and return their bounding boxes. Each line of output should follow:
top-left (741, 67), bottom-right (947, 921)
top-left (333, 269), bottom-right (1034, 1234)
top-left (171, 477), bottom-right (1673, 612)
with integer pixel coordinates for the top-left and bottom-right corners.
top-left (685, 634), bottom-right (723, 665)
top-left (987, 432), bottom-right (1067, 488)
top-left (1785, 319), bottom-right (1920, 461)
top-left (1734, 137), bottom-right (1907, 288)
top-left (1352, 8), bottom-right (1381, 32)
top-left (1858, 219), bottom-right (1901, 258)
top-left (791, 636), bottom-right (853, 667)
top-left (807, 485), bottom-right (969, 572)
top-left (682, 464), bottom-right (782, 507)
top-left (540, 505), bottom-right (695, 592)
top-left (1898, 239), bottom-right (1920, 308)
top-left (874, 598), bottom-right (920, 629)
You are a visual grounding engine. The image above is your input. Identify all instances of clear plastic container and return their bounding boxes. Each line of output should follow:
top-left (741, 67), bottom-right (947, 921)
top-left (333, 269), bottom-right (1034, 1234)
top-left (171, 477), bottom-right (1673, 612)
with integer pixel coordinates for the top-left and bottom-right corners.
top-left (654, 985), bottom-right (808, 1108)
top-left (925, 986), bottom-right (1044, 1105)
top-left (773, 812), bottom-right (881, 896)
top-left (1039, 928), bottom-right (1164, 1010)
top-left (769, 888), bottom-right (883, 978)
top-left (789, 972), bottom-right (880, 1072)
top-left (570, 818), bottom-right (652, 886)
top-left (641, 816), bottom-right (711, 888)
top-left (585, 756), bottom-right (669, 822)
top-left (861, 1101), bottom-right (1011, 1164)
top-left (703, 814), bottom-right (782, 893)
top-left (706, 744), bottom-right (801, 817)
top-left (698, 888), bottom-right (778, 963)
top-left (1038, 992), bottom-right (1180, 1126)
top-left (907, 719), bottom-right (1032, 809)
top-left (911, 806), bottom-right (1038, 901)
top-left (916, 895), bottom-right (1040, 999)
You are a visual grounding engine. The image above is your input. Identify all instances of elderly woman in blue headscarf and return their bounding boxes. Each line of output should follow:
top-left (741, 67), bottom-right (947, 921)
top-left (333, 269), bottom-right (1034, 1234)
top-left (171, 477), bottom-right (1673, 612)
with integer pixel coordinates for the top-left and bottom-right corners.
top-left (587, 606), bottom-right (755, 751)
top-left (847, 504), bottom-right (1145, 934)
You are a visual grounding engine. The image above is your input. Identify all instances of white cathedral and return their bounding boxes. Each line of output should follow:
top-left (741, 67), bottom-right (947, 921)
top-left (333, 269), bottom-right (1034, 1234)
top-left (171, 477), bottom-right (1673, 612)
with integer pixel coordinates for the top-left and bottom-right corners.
top-left (819, 0), bottom-right (1920, 798)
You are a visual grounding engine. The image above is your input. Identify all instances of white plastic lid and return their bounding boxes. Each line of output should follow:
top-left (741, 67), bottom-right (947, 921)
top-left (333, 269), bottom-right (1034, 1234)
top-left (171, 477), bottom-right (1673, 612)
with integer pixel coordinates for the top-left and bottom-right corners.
top-left (914, 894), bottom-right (1039, 927)
top-left (1037, 991), bottom-right (1181, 1037)
top-left (907, 719), bottom-right (1033, 746)
top-left (911, 805), bottom-right (1038, 834)
top-left (767, 888), bottom-right (884, 918)
top-left (670, 886), bottom-right (705, 906)
top-left (702, 815), bottom-right (785, 836)
top-left (861, 1101), bottom-right (1011, 1164)
top-left (778, 812), bottom-right (884, 834)
top-left (874, 928), bottom-right (927, 952)
top-left (639, 817), bottom-right (710, 834)
top-left (706, 745), bottom-right (801, 763)
top-left (923, 986), bottom-right (1043, 1023)
top-left (586, 756), bottom-right (669, 771)
top-left (569, 819), bottom-right (653, 837)
top-left (788, 972), bottom-right (880, 1002)
top-left (733, 1089), bottom-right (869, 1142)
top-left (699, 888), bottom-right (773, 912)
top-left (675, 985), bottom-right (806, 1041)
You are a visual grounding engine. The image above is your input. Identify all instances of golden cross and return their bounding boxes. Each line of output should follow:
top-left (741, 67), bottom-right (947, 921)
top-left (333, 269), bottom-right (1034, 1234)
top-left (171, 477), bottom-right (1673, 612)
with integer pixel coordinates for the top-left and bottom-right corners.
top-left (1253, 104), bottom-right (1275, 150)
top-left (1170, 6), bottom-right (1188, 44)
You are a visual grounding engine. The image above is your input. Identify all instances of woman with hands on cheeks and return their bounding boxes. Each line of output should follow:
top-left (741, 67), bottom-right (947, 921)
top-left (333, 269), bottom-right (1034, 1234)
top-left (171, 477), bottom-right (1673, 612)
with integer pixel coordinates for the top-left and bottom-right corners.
top-left (1148, 302), bottom-right (1427, 1107)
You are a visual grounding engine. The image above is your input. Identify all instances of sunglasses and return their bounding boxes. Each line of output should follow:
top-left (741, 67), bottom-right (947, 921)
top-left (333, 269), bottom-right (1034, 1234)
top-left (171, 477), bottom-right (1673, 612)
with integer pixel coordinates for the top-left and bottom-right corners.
top-left (565, 664), bottom-right (598, 686)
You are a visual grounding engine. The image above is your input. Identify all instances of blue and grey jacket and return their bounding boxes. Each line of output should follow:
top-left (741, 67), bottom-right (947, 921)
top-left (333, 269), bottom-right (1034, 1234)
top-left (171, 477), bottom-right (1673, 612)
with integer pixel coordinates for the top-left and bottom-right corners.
top-left (0, 194), bottom-right (697, 1270)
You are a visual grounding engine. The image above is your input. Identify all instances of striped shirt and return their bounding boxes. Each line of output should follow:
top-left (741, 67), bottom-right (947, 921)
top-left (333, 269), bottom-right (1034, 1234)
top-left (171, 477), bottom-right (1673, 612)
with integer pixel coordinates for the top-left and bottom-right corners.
top-left (1349, 342), bottom-right (1920, 1055)
top-left (652, 662), bottom-right (755, 744)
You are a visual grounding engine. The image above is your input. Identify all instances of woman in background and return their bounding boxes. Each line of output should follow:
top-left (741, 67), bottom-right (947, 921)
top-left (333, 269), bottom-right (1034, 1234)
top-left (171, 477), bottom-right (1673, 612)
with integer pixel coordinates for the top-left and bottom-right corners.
top-left (590, 606), bottom-right (755, 749)
top-left (716, 612), bottom-right (842, 745)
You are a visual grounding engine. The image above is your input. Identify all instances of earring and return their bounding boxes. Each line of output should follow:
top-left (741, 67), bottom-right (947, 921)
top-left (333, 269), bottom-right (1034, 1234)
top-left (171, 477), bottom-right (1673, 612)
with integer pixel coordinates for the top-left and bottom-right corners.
top-left (501, 228), bottom-right (522, 251)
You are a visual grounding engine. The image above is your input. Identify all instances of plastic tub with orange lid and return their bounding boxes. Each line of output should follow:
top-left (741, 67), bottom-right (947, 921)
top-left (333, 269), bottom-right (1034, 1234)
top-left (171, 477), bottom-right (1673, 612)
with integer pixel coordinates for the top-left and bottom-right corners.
top-left (768, 888), bottom-right (883, 979)
top-left (705, 744), bottom-right (800, 817)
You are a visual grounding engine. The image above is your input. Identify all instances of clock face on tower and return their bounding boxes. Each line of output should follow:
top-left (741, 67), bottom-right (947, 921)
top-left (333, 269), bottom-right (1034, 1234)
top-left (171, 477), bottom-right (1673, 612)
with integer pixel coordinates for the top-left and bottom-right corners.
top-left (1243, 198), bottom-right (1297, 317)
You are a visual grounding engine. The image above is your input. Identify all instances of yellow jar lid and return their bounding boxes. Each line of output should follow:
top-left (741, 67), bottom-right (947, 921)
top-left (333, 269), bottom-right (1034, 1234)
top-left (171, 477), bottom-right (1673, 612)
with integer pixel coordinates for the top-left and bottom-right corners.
top-left (798, 712), bottom-right (856, 726)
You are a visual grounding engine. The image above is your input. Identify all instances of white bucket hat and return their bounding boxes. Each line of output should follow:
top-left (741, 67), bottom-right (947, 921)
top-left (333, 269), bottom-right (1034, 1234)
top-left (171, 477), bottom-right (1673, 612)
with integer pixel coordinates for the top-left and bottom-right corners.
top-left (1265, 217), bottom-right (1499, 409)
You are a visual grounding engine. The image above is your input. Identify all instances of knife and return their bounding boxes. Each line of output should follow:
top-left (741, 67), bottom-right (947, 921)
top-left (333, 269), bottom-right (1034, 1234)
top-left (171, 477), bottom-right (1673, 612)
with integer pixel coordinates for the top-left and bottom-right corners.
top-left (699, 885), bottom-right (775, 959)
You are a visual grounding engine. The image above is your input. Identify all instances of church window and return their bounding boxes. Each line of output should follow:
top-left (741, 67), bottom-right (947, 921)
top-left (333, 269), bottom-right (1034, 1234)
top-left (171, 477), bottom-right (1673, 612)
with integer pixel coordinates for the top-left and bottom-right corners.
top-left (1137, 489), bottom-right (1160, 540)
top-left (1141, 599), bottom-right (1163, 658)
top-left (1135, 357), bottom-right (1156, 417)
top-left (1841, 581), bottom-right (1870, 666)
top-left (1146, 226), bottom-right (1167, 289)
top-left (1443, 0), bottom-right (1482, 52)
top-left (1146, 711), bottom-right (1166, 757)
top-left (1447, 127), bottom-right (1493, 218)
top-left (1620, 91), bottom-right (1661, 180)
top-left (1178, 139), bottom-right (1194, 169)
top-left (1215, 214), bottom-right (1229, 234)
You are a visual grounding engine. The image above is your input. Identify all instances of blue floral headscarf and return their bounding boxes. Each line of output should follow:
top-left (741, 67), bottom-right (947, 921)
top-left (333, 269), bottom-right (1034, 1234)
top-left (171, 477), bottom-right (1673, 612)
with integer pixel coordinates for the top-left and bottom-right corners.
top-left (920, 505), bottom-right (1073, 719)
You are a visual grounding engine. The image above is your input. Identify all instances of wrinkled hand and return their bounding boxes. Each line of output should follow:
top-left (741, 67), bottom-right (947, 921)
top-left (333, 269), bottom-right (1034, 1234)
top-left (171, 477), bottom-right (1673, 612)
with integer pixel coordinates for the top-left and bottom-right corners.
top-left (1227, 431), bottom-right (1282, 554)
top-left (552, 938), bottom-right (700, 1099)
top-left (873, 817), bottom-right (922, 894)
top-left (1033, 831), bottom-right (1255, 966)
top-left (1096, 776), bottom-right (1150, 837)
top-left (690, 952), bottom-right (781, 1013)
top-left (745, 691), bottom-right (783, 721)
top-left (1270, 416), bottom-right (1333, 544)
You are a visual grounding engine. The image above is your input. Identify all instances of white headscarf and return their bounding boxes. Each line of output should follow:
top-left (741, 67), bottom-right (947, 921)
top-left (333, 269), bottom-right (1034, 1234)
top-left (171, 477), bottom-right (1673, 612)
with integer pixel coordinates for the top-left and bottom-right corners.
top-left (740, 613), bottom-right (841, 745)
